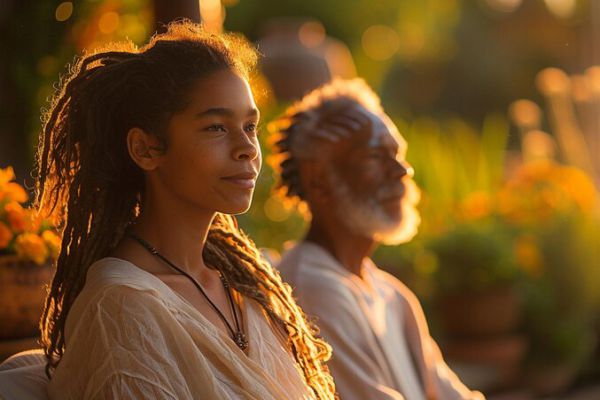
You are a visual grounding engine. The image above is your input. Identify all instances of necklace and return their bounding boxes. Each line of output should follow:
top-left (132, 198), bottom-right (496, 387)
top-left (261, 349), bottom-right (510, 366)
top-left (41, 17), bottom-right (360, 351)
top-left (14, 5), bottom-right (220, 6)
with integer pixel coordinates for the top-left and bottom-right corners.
top-left (128, 233), bottom-right (249, 351)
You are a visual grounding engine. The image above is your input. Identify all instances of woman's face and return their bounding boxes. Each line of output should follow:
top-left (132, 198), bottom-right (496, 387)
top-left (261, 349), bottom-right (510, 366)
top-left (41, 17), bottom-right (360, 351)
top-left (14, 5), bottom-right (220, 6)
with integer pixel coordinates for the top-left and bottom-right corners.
top-left (152, 69), bottom-right (261, 215)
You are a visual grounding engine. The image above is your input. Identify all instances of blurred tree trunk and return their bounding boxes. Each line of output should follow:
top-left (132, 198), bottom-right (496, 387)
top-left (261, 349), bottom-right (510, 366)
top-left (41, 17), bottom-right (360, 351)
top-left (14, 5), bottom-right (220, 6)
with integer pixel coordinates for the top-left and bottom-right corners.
top-left (0, 0), bottom-right (30, 179)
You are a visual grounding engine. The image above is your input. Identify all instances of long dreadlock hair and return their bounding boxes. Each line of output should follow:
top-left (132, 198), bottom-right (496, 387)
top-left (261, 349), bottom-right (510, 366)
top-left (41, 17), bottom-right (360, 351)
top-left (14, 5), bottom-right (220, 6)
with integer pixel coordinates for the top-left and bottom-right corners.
top-left (35, 20), bottom-right (334, 399)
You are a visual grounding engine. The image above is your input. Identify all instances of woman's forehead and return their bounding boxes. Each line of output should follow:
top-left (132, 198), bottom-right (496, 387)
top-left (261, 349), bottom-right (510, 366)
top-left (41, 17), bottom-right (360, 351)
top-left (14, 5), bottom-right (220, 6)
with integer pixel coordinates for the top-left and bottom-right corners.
top-left (185, 69), bottom-right (257, 115)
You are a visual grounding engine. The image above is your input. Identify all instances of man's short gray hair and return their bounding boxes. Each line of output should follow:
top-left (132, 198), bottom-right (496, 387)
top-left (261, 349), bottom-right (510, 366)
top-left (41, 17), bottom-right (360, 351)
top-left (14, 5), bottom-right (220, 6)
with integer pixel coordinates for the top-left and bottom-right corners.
top-left (269, 78), bottom-right (384, 203)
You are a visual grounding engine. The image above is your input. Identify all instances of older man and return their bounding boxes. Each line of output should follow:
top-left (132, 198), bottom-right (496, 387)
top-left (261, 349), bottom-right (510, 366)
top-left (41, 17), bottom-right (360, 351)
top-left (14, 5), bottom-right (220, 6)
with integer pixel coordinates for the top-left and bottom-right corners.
top-left (271, 79), bottom-right (484, 400)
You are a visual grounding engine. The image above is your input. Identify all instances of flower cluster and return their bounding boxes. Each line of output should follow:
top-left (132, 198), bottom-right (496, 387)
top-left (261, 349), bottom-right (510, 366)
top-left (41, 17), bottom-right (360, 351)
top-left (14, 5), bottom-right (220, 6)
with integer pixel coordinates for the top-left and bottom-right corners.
top-left (454, 160), bottom-right (598, 278)
top-left (497, 160), bottom-right (598, 226)
top-left (0, 166), bottom-right (61, 265)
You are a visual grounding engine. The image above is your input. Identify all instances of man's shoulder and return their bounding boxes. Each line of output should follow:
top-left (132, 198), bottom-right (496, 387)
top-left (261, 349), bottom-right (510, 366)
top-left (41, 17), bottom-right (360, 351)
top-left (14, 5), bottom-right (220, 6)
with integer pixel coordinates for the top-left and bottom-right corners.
top-left (279, 243), bottom-right (338, 279)
top-left (278, 242), bottom-right (356, 297)
top-left (369, 261), bottom-right (421, 305)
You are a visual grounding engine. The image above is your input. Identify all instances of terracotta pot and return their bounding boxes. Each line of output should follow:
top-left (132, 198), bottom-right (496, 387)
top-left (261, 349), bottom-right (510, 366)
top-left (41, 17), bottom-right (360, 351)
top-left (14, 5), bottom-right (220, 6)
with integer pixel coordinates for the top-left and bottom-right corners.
top-left (435, 285), bottom-right (522, 338)
top-left (526, 363), bottom-right (578, 396)
top-left (441, 334), bottom-right (528, 391)
top-left (0, 256), bottom-right (54, 339)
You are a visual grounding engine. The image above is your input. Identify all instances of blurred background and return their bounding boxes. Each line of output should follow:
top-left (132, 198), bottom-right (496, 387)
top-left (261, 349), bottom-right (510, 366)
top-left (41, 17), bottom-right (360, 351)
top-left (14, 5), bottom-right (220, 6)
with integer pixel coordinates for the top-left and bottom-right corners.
top-left (1, 0), bottom-right (599, 398)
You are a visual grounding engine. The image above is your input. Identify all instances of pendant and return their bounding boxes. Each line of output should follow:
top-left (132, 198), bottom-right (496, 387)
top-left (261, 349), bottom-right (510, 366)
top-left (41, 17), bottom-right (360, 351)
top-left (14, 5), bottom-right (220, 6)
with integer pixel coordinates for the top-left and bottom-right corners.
top-left (234, 331), bottom-right (248, 350)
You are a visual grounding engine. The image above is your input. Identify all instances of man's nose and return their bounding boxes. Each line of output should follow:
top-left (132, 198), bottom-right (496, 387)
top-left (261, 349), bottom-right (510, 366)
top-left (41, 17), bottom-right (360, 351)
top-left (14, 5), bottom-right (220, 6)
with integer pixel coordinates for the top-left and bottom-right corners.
top-left (390, 159), bottom-right (413, 179)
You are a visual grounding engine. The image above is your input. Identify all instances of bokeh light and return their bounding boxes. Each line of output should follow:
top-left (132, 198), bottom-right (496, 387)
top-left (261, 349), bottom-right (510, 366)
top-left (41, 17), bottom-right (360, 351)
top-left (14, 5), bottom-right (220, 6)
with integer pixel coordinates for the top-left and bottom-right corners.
top-left (55, 2), bottom-right (74, 22)
top-left (536, 67), bottom-right (570, 96)
top-left (298, 21), bottom-right (326, 49)
top-left (509, 99), bottom-right (542, 130)
top-left (98, 11), bottom-right (120, 34)
top-left (544, 0), bottom-right (577, 19)
top-left (361, 25), bottom-right (400, 61)
top-left (263, 195), bottom-right (291, 222)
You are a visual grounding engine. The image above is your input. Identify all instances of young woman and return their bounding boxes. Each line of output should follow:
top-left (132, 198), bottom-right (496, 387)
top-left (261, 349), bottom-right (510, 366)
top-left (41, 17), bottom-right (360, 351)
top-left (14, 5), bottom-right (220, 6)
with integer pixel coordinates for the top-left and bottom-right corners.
top-left (35, 21), bottom-right (334, 399)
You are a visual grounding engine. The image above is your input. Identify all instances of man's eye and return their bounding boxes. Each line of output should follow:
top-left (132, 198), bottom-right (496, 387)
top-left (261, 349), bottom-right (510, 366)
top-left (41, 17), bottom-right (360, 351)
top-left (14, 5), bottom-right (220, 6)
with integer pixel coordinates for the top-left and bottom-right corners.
top-left (206, 124), bottom-right (226, 132)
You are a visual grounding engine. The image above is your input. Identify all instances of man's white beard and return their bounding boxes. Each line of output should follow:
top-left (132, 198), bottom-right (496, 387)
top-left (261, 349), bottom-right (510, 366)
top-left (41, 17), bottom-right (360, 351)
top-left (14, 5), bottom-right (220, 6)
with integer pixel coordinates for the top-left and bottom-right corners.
top-left (328, 171), bottom-right (421, 245)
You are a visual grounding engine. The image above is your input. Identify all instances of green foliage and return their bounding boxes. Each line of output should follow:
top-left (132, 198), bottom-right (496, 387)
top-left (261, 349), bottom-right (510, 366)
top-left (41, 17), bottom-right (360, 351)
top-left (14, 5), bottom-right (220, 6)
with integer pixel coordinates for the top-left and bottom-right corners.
top-left (428, 221), bottom-right (519, 293)
top-left (523, 215), bottom-right (600, 365)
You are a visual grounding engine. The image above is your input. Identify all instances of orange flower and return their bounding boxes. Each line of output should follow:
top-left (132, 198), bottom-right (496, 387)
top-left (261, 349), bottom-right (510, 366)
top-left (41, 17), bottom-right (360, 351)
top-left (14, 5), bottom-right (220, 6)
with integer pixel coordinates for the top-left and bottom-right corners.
top-left (14, 233), bottom-right (49, 265)
top-left (23, 209), bottom-right (43, 233)
top-left (5, 182), bottom-right (28, 203)
top-left (514, 235), bottom-right (543, 278)
top-left (42, 230), bottom-right (62, 260)
top-left (4, 202), bottom-right (27, 232)
top-left (459, 191), bottom-right (492, 221)
top-left (0, 222), bottom-right (13, 249)
top-left (0, 166), bottom-right (15, 186)
top-left (499, 160), bottom-right (599, 226)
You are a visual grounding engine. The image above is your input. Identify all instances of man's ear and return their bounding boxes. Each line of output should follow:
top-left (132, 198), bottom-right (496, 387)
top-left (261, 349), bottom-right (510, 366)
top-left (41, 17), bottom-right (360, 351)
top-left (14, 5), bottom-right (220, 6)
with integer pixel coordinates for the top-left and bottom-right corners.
top-left (126, 127), bottom-right (162, 171)
top-left (299, 160), bottom-right (332, 205)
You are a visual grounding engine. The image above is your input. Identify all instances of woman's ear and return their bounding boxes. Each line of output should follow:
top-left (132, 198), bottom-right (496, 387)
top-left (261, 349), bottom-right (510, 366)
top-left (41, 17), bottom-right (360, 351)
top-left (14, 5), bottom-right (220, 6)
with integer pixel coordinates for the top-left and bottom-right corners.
top-left (126, 127), bottom-right (162, 171)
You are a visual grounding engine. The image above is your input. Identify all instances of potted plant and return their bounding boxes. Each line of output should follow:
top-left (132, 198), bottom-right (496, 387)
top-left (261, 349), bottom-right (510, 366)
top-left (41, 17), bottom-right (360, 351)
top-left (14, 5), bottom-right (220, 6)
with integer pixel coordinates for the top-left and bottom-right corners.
top-left (496, 159), bottom-right (600, 395)
top-left (0, 166), bottom-right (60, 339)
top-left (429, 214), bottom-right (524, 338)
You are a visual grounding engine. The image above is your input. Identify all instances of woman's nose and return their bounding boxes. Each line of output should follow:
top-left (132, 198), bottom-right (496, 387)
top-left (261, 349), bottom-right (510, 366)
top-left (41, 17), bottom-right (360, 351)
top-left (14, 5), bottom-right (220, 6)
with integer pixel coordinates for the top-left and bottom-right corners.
top-left (232, 132), bottom-right (259, 161)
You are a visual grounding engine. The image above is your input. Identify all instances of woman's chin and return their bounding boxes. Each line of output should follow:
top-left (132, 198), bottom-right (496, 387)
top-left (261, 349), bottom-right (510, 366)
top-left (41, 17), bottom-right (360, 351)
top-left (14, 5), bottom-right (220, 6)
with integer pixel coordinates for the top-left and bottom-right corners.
top-left (220, 201), bottom-right (253, 215)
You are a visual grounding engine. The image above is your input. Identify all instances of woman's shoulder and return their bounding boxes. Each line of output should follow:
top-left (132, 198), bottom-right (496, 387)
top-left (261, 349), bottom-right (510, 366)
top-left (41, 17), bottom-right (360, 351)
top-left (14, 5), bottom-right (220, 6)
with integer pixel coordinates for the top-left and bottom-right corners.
top-left (64, 258), bottom-right (176, 341)
top-left (86, 256), bottom-right (159, 290)
top-left (67, 259), bottom-right (167, 322)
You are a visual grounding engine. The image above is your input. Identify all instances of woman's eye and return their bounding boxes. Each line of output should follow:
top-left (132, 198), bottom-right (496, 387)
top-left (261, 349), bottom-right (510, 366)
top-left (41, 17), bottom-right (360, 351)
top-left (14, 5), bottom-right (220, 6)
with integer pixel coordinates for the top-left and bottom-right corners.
top-left (206, 124), bottom-right (226, 132)
top-left (244, 123), bottom-right (258, 134)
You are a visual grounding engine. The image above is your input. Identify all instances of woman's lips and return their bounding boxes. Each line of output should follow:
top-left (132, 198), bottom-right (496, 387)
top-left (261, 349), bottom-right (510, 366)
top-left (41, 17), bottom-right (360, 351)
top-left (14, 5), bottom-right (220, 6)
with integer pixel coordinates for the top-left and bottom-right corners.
top-left (221, 172), bottom-right (257, 189)
top-left (222, 177), bottom-right (256, 189)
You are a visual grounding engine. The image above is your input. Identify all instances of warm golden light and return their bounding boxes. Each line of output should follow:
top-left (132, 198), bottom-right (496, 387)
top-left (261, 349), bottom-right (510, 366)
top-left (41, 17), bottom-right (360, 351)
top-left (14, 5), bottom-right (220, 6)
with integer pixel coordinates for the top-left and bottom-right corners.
top-left (571, 75), bottom-right (592, 103)
top-left (509, 99), bottom-right (542, 131)
top-left (55, 2), bottom-right (73, 22)
top-left (485, 0), bottom-right (522, 13)
top-left (544, 0), bottom-right (577, 18)
top-left (361, 25), bottom-right (400, 61)
top-left (119, 14), bottom-right (148, 44)
top-left (522, 130), bottom-right (557, 160)
top-left (536, 67), bottom-right (570, 96)
top-left (200, 0), bottom-right (223, 33)
top-left (298, 21), bottom-right (326, 49)
top-left (585, 66), bottom-right (600, 95)
top-left (98, 12), bottom-right (120, 34)
top-left (263, 195), bottom-right (291, 222)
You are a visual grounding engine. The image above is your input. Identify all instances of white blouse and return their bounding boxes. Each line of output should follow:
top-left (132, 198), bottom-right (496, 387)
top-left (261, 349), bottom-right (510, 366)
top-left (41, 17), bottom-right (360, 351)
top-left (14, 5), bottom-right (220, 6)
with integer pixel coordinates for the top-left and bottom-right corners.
top-left (47, 257), bottom-right (314, 400)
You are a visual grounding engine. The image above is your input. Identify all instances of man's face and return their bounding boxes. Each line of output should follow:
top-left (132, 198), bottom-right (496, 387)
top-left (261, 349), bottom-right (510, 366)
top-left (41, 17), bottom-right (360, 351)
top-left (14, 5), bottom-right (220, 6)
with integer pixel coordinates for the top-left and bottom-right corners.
top-left (323, 104), bottom-right (420, 244)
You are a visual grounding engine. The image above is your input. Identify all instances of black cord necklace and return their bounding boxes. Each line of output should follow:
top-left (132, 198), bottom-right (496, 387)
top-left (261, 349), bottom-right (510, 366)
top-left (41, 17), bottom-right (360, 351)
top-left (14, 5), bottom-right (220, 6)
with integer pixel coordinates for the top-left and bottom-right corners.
top-left (128, 233), bottom-right (249, 351)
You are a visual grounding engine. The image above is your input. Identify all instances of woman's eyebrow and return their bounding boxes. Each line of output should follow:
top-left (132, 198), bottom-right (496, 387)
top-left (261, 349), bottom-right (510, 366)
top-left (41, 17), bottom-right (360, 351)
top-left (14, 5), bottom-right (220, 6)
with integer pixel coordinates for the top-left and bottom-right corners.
top-left (194, 107), bottom-right (260, 119)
